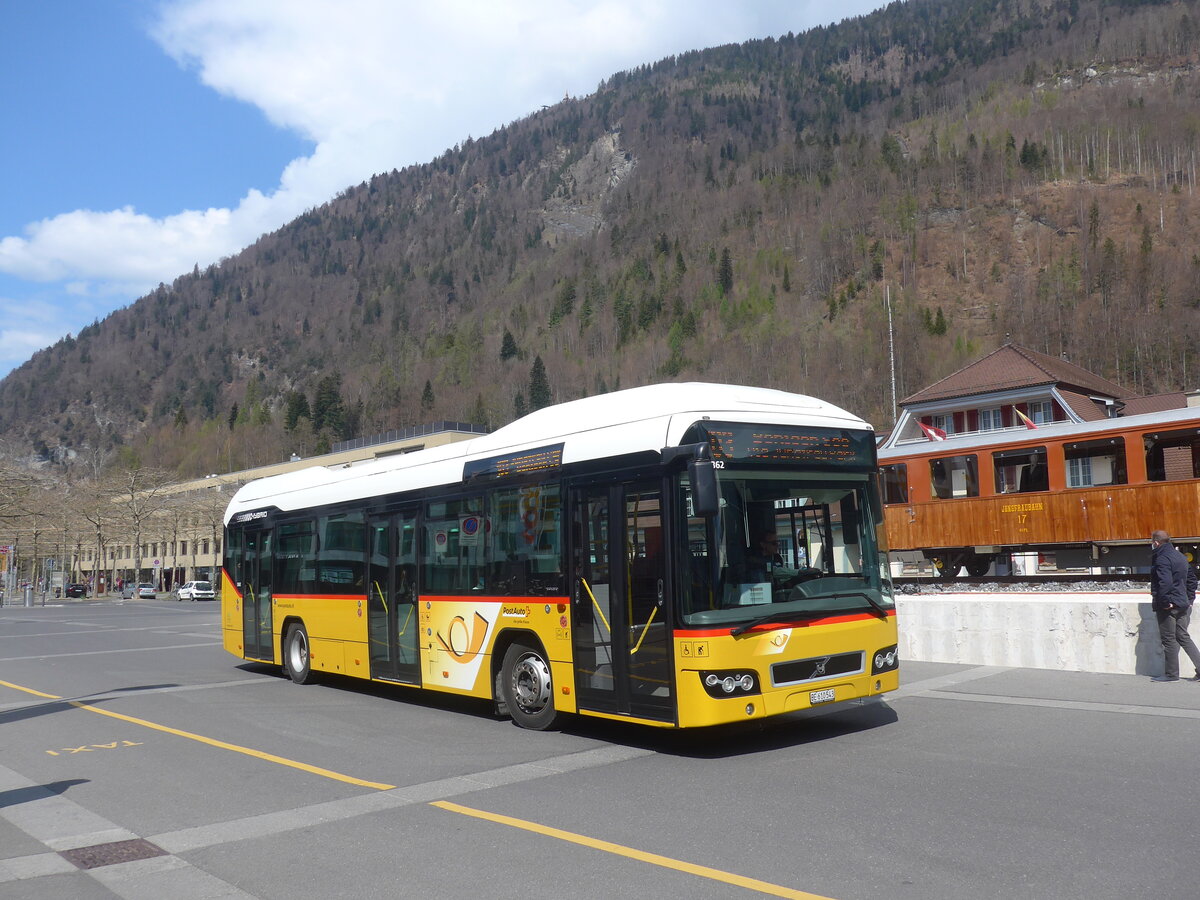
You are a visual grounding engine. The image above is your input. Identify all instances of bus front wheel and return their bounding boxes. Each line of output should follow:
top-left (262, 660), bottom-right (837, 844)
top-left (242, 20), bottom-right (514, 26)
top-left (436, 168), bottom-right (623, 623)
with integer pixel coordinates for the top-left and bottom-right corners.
top-left (283, 623), bottom-right (317, 685)
top-left (501, 642), bottom-right (558, 731)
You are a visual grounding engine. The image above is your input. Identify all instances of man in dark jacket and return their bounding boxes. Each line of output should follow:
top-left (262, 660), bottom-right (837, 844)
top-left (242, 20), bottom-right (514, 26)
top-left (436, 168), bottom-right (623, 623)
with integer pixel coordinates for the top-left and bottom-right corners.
top-left (1149, 530), bottom-right (1200, 682)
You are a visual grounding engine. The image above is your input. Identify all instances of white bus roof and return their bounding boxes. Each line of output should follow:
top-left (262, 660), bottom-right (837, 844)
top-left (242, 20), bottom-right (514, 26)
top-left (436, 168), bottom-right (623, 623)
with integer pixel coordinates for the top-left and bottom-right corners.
top-left (224, 382), bottom-right (870, 523)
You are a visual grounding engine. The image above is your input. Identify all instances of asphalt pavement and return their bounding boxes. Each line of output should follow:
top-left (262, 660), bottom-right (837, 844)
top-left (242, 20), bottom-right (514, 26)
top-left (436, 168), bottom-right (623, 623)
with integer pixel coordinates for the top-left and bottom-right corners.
top-left (1, 595), bottom-right (1197, 899)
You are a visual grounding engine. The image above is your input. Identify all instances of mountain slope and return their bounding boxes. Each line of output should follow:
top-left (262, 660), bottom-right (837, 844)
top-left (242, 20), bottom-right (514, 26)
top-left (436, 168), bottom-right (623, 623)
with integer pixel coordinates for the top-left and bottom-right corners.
top-left (6, 0), bottom-right (1200, 474)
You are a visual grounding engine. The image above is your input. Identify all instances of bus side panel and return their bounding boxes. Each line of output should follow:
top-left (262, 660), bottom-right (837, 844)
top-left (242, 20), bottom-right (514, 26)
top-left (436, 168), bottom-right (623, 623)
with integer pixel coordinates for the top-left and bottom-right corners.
top-left (674, 614), bottom-right (899, 728)
top-left (220, 568), bottom-right (245, 659)
top-left (419, 596), bottom-right (572, 701)
top-left (274, 594), bottom-right (369, 677)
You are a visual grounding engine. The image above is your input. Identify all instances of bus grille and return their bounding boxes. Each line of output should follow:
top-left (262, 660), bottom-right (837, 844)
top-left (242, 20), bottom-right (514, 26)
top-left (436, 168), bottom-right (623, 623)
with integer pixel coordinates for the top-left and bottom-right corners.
top-left (771, 651), bottom-right (864, 687)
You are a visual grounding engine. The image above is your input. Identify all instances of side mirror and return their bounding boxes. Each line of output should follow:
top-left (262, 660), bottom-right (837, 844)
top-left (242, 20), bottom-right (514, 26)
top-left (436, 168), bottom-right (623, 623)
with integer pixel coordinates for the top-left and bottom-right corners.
top-left (689, 457), bottom-right (720, 517)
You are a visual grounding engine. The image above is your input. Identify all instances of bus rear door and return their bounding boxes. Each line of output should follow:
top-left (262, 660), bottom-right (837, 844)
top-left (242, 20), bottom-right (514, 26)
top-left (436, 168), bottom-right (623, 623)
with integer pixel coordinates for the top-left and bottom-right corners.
top-left (240, 528), bottom-right (273, 662)
top-left (367, 510), bottom-right (420, 684)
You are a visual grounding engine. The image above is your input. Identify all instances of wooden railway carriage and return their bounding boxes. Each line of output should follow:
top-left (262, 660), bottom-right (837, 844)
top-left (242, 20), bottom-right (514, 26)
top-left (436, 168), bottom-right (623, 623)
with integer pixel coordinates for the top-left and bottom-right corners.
top-left (878, 405), bottom-right (1200, 577)
top-left (222, 383), bottom-right (899, 729)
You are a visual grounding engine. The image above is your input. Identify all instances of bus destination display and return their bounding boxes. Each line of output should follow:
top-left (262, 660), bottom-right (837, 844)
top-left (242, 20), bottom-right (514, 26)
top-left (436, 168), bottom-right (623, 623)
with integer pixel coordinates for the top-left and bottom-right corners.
top-left (694, 424), bottom-right (873, 466)
top-left (463, 443), bottom-right (565, 482)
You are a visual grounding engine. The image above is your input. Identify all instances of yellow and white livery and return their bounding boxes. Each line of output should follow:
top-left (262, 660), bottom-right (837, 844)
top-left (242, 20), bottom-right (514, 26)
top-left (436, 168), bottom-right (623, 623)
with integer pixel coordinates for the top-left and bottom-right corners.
top-left (223, 383), bottom-right (899, 729)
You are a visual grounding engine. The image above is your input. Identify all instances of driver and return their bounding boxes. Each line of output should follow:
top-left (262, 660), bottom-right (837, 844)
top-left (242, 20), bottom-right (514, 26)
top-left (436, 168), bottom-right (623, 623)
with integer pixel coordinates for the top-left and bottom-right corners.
top-left (743, 531), bottom-right (784, 582)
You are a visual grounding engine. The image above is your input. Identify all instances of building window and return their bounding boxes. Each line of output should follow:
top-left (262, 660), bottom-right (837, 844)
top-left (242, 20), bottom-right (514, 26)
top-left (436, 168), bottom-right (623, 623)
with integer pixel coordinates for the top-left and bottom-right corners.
top-left (930, 454), bottom-right (979, 499)
top-left (1065, 438), bottom-right (1126, 488)
top-left (1028, 400), bottom-right (1053, 424)
top-left (202, 540), bottom-right (210, 555)
top-left (932, 414), bottom-right (954, 436)
top-left (978, 408), bottom-right (1003, 431)
top-left (880, 464), bottom-right (908, 504)
top-left (181, 541), bottom-right (187, 555)
top-left (993, 447), bottom-right (1048, 494)
top-left (1067, 456), bottom-right (1091, 488)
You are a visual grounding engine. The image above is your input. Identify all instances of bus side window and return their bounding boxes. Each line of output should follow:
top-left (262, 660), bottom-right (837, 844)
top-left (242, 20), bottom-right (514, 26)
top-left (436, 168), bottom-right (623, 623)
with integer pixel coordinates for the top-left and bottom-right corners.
top-left (316, 512), bottom-right (365, 593)
top-left (422, 496), bottom-right (487, 594)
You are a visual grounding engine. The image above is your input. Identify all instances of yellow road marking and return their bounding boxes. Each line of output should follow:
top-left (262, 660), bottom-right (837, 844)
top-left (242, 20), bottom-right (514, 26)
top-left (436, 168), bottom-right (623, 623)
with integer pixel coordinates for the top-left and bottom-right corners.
top-left (0, 678), bottom-right (395, 791)
top-left (431, 801), bottom-right (836, 900)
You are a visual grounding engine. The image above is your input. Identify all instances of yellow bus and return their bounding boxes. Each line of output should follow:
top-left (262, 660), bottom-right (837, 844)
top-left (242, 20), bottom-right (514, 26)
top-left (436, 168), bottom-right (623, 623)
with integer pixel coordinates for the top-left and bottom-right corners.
top-left (222, 383), bottom-right (899, 729)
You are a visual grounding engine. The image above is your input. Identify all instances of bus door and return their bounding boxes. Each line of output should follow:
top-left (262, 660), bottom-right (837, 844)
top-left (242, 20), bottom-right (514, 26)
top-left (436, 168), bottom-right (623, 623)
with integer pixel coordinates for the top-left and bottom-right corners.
top-left (367, 510), bottom-right (420, 684)
top-left (241, 528), bottom-right (273, 661)
top-left (570, 480), bottom-right (673, 722)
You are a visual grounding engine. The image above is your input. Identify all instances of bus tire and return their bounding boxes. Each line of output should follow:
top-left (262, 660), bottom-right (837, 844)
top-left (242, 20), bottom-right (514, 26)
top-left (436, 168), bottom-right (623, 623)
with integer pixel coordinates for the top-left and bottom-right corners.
top-left (500, 642), bottom-right (558, 731)
top-left (283, 623), bottom-right (317, 685)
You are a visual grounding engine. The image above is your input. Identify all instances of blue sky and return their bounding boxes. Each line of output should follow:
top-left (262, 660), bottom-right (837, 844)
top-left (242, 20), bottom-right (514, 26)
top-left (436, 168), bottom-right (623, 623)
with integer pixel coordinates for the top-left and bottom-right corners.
top-left (0, 0), bottom-right (886, 377)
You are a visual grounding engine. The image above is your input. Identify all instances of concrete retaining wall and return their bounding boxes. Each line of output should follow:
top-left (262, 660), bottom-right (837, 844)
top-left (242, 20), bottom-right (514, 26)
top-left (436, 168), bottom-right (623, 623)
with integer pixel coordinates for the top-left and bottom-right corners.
top-left (895, 591), bottom-right (1175, 676)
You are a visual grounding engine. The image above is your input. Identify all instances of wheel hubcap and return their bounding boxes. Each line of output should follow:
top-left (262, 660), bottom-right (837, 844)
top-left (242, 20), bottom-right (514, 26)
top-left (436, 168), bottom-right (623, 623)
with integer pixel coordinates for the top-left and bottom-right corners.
top-left (511, 653), bottom-right (551, 713)
top-left (290, 633), bottom-right (308, 672)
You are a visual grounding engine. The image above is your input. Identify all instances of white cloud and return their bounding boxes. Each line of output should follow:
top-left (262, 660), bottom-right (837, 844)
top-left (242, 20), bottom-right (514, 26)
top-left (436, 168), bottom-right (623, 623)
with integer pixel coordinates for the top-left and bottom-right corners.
top-left (0, 0), bottom-right (885, 369)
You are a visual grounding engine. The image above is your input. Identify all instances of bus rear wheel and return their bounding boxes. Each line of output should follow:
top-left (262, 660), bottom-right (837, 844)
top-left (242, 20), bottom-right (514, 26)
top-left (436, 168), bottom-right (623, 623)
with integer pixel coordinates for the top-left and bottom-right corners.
top-left (501, 642), bottom-right (558, 731)
top-left (283, 623), bottom-right (317, 684)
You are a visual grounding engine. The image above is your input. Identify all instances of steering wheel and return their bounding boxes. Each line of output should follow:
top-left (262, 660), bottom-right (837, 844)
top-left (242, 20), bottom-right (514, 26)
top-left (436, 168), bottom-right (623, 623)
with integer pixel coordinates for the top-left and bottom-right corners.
top-left (778, 568), bottom-right (821, 589)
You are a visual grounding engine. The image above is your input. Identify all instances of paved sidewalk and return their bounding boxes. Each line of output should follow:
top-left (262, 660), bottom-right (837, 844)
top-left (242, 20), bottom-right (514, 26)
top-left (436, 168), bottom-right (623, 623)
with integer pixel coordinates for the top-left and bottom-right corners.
top-left (899, 659), bottom-right (1200, 713)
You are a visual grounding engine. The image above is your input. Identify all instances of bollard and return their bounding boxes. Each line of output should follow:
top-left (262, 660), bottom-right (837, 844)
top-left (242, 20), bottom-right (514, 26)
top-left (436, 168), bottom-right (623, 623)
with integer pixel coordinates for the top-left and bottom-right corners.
top-left (24, 585), bottom-right (33, 607)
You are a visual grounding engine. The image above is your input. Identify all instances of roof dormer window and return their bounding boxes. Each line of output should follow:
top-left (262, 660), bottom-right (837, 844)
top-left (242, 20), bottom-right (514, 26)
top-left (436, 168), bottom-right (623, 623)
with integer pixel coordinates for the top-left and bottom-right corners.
top-left (978, 407), bottom-right (1002, 431)
top-left (1028, 400), bottom-right (1053, 424)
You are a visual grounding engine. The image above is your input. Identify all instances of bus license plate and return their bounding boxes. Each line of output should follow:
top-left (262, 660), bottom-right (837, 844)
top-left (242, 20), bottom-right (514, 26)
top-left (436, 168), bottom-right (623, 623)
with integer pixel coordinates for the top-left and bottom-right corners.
top-left (809, 688), bottom-right (836, 705)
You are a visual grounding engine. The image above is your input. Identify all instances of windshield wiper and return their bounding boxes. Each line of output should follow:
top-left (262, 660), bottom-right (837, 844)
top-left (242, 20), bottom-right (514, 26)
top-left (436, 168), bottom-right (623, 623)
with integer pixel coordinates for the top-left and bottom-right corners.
top-left (827, 590), bottom-right (891, 619)
top-left (730, 608), bottom-right (827, 637)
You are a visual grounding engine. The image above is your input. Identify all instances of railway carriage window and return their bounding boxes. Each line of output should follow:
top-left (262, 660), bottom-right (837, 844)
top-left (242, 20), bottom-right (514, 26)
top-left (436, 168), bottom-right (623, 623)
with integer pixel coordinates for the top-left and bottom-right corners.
top-left (1064, 438), bottom-right (1127, 488)
top-left (487, 483), bottom-right (563, 595)
top-left (1144, 429), bottom-right (1200, 482)
top-left (880, 464), bottom-right (908, 504)
top-left (993, 447), bottom-right (1048, 494)
top-left (275, 521), bottom-right (317, 594)
top-left (316, 512), bottom-right (365, 593)
top-left (423, 496), bottom-right (487, 594)
top-left (930, 454), bottom-right (978, 499)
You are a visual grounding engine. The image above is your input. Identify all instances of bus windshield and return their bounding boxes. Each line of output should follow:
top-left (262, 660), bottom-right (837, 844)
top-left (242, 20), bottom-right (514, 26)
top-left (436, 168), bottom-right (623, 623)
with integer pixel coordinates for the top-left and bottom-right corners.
top-left (679, 469), bottom-right (894, 627)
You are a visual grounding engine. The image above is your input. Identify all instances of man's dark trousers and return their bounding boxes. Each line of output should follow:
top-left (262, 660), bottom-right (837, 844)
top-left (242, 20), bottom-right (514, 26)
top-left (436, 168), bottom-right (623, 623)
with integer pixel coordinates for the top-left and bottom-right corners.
top-left (1157, 607), bottom-right (1200, 679)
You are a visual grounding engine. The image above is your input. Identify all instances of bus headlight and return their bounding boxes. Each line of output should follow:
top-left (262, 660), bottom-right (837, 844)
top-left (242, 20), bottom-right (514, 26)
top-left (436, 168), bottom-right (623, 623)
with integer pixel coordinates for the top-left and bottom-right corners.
top-left (872, 645), bottom-right (899, 674)
top-left (700, 670), bottom-right (759, 698)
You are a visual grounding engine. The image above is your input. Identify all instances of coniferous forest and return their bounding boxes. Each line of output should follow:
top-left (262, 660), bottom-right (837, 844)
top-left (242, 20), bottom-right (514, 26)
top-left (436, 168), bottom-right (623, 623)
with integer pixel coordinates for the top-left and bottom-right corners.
top-left (5, 0), bottom-right (1200, 477)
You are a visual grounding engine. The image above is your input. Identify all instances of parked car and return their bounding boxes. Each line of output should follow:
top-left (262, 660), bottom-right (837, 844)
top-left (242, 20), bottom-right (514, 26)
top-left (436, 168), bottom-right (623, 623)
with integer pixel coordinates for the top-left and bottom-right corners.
top-left (175, 580), bottom-right (215, 601)
top-left (137, 583), bottom-right (157, 599)
top-left (65, 583), bottom-right (89, 598)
